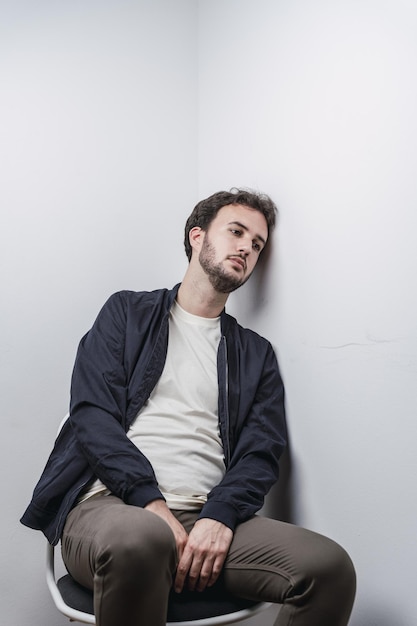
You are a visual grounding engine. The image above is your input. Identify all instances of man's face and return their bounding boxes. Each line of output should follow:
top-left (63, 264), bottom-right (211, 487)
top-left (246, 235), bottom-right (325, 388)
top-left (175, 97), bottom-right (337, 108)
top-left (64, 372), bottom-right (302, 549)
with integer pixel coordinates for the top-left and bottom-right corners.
top-left (198, 204), bottom-right (268, 294)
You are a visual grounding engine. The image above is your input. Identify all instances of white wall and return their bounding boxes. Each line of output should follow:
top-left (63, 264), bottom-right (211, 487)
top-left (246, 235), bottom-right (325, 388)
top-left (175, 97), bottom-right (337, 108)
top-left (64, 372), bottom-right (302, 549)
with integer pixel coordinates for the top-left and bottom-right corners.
top-left (2, 1), bottom-right (416, 625)
top-left (198, 1), bottom-right (417, 625)
top-left (0, 2), bottom-right (196, 624)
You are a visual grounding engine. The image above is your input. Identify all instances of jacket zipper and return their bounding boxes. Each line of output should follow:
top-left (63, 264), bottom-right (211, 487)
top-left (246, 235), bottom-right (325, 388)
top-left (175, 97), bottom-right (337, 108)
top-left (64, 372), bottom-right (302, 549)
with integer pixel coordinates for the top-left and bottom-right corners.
top-left (219, 335), bottom-right (231, 466)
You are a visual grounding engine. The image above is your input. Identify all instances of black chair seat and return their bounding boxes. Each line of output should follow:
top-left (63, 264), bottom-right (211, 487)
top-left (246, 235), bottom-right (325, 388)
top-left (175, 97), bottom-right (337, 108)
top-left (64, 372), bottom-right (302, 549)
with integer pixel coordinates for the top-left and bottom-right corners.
top-left (57, 574), bottom-right (259, 622)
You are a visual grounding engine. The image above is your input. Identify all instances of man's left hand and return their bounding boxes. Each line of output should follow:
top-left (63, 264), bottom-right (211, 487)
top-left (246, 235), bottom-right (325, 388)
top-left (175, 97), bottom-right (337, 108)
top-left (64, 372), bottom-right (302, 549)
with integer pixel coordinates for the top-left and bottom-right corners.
top-left (174, 518), bottom-right (233, 593)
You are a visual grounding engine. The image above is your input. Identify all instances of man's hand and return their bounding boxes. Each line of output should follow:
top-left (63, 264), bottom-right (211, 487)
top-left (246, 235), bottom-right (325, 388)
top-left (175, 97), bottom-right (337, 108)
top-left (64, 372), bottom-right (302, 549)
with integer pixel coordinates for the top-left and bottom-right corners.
top-left (174, 518), bottom-right (233, 594)
top-left (144, 499), bottom-right (189, 562)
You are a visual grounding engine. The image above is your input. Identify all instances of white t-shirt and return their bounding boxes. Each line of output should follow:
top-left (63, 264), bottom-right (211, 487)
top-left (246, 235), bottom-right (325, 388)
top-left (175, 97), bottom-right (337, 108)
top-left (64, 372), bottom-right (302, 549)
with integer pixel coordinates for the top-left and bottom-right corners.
top-left (79, 301), bottom-right (225, 510)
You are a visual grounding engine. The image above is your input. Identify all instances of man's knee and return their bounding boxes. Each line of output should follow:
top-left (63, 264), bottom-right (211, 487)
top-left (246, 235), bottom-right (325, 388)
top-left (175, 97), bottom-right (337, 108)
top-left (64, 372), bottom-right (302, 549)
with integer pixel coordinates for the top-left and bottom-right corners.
top-left (295, 533), bottom-right (356, 605)
top-left (322, 539), bottom-right (356, 597)
top-left (96, 508), bottom-right (178, 583)
top-left (312, 535), bottom-right (355, 581)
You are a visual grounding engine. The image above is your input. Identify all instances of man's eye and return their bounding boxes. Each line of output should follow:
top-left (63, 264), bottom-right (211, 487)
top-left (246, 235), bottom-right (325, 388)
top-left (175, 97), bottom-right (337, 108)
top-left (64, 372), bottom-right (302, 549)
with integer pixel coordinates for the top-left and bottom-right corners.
top-left (253, 242), bottom-right (261, 252)
top-left (231, 229), bottom-right (241, 236)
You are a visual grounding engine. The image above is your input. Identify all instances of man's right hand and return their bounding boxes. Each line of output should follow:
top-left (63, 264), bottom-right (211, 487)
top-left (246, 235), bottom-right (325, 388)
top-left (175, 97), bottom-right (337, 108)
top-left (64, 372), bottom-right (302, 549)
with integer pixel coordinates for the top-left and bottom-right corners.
top-left (144, 499), bottom-right (189, 562)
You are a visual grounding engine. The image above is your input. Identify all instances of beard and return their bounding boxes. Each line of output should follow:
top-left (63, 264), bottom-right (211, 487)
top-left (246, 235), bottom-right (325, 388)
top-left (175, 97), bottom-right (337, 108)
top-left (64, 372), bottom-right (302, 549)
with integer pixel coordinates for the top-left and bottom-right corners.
top-left (199, 236), bottom-right (250, 294)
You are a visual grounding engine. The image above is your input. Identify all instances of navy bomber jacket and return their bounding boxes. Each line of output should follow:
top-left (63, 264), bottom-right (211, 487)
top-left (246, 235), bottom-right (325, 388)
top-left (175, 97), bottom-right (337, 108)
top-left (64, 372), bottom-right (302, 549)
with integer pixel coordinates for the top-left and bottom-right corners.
top-left (21, 285), bottom-right (287, 545)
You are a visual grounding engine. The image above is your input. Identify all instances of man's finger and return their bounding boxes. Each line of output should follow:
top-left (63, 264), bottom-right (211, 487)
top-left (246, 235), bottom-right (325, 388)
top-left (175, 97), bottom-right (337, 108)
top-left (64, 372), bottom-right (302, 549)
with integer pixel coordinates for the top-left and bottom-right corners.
top-left (188, 554), bottom-right (213, 592)
top-left (174, 550), bottom-right (193, 593)
top-left (195, 553), bottom-right (224, 592)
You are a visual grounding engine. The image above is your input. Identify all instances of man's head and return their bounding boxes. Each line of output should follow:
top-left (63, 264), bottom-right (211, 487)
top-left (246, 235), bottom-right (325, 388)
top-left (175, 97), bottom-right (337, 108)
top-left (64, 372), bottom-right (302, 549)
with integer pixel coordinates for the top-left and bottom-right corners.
top-left (184, 188), bottom-right (277, 262)
top-left (184, 189), bottom-right (277, 294)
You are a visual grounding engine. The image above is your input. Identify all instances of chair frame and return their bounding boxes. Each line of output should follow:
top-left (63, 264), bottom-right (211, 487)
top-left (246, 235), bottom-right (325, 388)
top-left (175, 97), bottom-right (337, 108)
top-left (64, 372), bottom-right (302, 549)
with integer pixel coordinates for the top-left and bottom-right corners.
top-left (46, 543), bottom-right (271, 625)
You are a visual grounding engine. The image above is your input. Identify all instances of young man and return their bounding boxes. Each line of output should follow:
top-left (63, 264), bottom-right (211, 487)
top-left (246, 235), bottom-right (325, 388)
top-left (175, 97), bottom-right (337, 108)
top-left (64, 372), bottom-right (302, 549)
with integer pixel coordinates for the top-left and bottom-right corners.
top-left (21, 189), bottom-right (356, 625)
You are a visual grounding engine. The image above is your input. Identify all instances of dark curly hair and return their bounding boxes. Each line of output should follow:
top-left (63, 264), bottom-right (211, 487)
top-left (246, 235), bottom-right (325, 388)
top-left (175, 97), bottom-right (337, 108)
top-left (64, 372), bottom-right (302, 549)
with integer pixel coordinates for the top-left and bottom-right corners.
top-left (184, 188), bottom-right (277, 261)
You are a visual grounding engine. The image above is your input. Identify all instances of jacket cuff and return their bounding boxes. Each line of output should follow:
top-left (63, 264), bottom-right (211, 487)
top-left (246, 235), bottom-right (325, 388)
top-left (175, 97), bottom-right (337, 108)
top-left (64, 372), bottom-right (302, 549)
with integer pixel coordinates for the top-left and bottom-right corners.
top-left (125, 483), bottom-right (165, 508)
top-left (197, 500), bottom-right (238, 531)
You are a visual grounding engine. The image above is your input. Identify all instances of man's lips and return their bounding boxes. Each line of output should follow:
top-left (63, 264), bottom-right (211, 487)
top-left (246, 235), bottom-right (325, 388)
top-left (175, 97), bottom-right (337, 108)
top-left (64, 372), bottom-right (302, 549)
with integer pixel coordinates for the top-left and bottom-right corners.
top-left (228, 256), bottom-right (246, 271)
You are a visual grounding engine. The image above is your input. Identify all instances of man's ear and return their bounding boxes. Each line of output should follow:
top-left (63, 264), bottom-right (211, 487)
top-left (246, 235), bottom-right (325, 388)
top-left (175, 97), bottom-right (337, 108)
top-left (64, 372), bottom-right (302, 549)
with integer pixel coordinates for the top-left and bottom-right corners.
top-left (189, 226), bottom-right (204, 255)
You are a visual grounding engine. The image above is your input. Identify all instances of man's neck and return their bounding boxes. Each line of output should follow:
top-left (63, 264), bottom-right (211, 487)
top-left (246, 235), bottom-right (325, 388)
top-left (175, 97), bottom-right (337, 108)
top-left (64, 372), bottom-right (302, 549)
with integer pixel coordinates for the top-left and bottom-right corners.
top-left (176, 273), bottom-right (228, 318)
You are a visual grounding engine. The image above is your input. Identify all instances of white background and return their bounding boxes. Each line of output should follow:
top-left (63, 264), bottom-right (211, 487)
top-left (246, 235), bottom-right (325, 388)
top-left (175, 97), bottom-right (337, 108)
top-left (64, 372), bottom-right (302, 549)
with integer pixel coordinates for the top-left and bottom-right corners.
top-left (1, 1), bottom-right (416, 625)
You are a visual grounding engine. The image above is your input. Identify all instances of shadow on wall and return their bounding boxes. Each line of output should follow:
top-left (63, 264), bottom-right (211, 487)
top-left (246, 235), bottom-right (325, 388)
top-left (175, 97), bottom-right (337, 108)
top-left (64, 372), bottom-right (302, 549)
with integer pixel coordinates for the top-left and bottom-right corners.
top-left (261, 435), bottom-right (296, 524)
top-left (244, 228), bottom-right (275, 317)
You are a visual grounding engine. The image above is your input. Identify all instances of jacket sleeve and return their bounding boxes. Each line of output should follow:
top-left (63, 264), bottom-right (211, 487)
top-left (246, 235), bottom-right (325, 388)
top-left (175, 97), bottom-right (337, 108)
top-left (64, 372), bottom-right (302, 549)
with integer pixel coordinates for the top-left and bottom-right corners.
top-left (69, 292), bottom-right (164, 507)
top-left (199, 342), bottom-right (287, 531)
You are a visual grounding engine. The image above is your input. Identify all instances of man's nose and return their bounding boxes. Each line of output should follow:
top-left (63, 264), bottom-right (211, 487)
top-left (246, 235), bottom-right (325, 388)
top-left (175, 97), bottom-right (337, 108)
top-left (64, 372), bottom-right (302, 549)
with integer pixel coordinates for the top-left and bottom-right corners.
top-left (238, 239), bottom-right (251, 255)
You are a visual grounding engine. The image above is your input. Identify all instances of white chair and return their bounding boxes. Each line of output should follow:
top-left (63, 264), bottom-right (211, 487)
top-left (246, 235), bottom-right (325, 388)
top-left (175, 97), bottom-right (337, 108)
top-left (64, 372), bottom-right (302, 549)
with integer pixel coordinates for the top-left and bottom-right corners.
top-left (46, 542), bottom-right (271, 625)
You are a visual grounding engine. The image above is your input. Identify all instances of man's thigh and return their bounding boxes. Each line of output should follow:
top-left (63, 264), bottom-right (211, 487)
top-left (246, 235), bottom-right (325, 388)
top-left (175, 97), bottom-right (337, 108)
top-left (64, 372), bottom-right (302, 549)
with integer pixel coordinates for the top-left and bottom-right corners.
top-left (61, 495), bottom-right (177, 590)
top-left (222, 516), bottom-right (349, 604)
